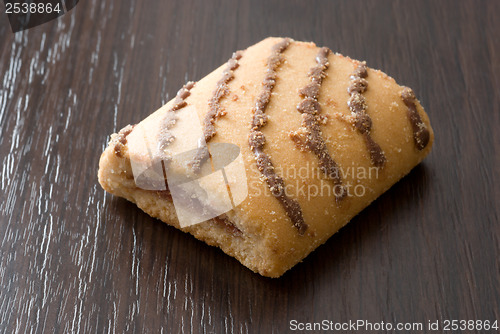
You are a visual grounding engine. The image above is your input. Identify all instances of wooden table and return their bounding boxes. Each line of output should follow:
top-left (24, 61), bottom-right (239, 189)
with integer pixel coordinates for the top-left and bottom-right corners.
top-left (1, 0), bottom-right (498, 332)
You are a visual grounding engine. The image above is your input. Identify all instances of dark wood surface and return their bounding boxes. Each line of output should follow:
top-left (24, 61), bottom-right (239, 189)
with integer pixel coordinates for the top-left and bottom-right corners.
top-left (0, 0), bottom-right (499, 333)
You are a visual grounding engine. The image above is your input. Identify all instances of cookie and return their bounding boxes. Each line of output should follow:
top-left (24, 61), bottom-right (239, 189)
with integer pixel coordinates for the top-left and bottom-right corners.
top-left (98, 37), bottom-right (434, 277)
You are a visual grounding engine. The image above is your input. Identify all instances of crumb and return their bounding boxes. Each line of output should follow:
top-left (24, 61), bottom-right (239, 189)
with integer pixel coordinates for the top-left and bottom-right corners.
top-left (325, 98), bottom-right (337, 107)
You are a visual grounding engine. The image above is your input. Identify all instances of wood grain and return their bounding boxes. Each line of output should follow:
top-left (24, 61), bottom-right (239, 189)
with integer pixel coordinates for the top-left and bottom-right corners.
top-left (0, 0), bottom-right (498, 332)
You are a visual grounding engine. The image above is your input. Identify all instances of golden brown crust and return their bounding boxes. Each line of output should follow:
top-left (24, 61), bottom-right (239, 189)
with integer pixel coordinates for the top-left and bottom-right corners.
top-left (98, 37), bottom-right (434, 277)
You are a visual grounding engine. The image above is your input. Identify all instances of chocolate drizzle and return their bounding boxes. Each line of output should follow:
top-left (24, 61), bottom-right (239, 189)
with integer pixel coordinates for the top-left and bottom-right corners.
top-left (114, 124), bottom-right (135, 157)
top-left (292, 47), bottom-right (346, 202)
top-left (401, 87), bottom-right (430, 150)
top-left (248, 38), bottom-right (308, 235)
top-left (190, 51), bottom-right (244, 172)
top-left (213, 215), bottom-right (243, 237)
top-left (157, 81), bottom-right (196, 157)
top-left (346, 62), bottom-right (386, 167)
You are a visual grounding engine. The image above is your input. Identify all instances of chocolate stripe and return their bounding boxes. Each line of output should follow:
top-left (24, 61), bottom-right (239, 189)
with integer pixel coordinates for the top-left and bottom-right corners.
top-left (248, 38), bottom-right (308, 235)
top-left (190, 50), bottom-right (244, 172)
top-left (401, 87), bottom-right (430, 150)
top-left (157, 81), bottom-right (196, 157)
top-left (292, 47), bottom-right (346, 202)
top-left (114, 124), bottom-right (135, 158)
top-left (346, 62), bottom-right (386, 167)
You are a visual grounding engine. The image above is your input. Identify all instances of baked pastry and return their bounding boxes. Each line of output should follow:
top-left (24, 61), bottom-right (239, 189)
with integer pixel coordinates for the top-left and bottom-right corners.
top-left (98, 37), bottom-right (434, 277)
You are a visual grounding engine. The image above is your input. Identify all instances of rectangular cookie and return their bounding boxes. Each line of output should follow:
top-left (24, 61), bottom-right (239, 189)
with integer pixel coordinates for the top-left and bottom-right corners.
top-left (98, 37), bottom-right (434, 277)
